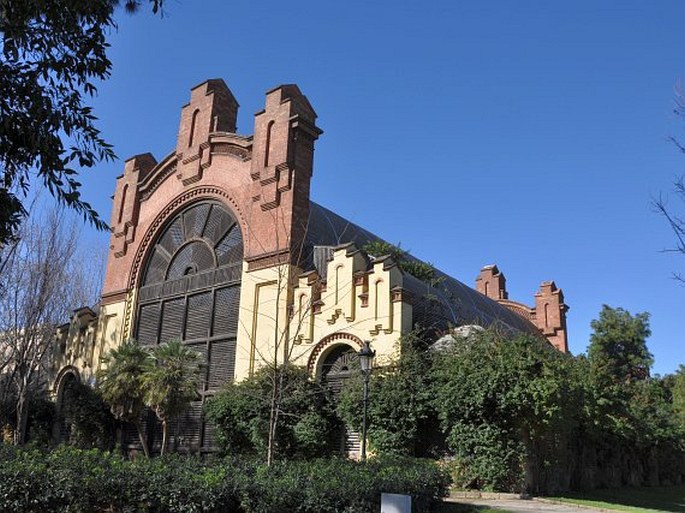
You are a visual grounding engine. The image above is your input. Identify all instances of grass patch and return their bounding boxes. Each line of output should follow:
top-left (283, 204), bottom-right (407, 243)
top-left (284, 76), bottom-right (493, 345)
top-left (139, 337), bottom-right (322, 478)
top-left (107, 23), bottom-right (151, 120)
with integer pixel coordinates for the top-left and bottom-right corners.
top-left (550, 484), bottom-right (685, 513)
top-left (436, 503), bottom-right (515, 513)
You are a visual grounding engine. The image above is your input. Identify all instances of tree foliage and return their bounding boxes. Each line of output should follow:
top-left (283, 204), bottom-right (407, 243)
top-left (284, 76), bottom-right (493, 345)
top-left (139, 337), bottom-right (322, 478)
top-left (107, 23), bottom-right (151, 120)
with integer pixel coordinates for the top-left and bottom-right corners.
top-left (0, 0), bottom-right (162, 243)
top-left (432, 329), bottom-right (580, 492)
top-left (204, 364), bottom-right (339, 460)
top-left (143, 340), bottom-right (203, 456)
top-left (97, 339), bottom-right (203, 457)
top-left (60, 378), bottom-right (115, 449)
top-left (588, 305), bottom-right (653, 385)
top-left (673, 365), bottom-right (685, 431)
top-left (338, 330), bottom-right (439, 457)
top-left (97, 340), bottom-right (152, 457)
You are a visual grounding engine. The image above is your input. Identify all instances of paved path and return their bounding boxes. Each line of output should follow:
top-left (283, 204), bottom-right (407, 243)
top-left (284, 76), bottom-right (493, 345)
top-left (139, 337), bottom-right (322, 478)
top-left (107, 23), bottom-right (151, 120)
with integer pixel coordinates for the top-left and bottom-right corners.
top-left (446, 497), bottom-right (606, 513)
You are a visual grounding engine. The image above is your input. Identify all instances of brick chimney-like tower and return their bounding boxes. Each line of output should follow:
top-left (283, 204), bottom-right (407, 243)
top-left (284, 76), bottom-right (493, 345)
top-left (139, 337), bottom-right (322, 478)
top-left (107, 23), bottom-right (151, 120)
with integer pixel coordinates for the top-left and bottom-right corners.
top-left (176, 79), bottom-right (239, 186)
top-left (533, 281), bottom-right (568, 353)
top-left (475, 264), bottom-right (508, 300)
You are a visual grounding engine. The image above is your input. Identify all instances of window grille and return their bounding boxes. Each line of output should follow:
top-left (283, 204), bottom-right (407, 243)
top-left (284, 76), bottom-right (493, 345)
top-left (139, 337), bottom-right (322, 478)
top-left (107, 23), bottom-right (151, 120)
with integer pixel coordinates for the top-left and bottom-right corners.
top-left (133, 201), bottom-right (243, 453)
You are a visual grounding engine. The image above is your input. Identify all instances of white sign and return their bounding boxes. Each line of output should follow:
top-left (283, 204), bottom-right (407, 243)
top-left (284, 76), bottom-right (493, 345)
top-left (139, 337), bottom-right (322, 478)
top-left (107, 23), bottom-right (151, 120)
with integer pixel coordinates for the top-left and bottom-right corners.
top-left (381, 492), bottom-right (412, 513)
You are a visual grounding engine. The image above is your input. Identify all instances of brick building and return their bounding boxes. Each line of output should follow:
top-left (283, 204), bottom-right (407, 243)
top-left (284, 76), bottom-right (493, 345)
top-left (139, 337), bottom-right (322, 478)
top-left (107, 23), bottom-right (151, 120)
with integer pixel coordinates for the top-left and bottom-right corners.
top-left (50, 79), bottom-right (568, 454)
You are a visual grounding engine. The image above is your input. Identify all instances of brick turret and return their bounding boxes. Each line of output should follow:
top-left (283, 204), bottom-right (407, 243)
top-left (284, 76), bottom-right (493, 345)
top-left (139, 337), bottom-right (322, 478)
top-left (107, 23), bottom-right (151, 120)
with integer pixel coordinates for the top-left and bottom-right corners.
top-left (110, 153), bottom-right (157, 258)
top-left (176, 79), bottom-right (239, 185)
top-left (246, 84), bottom-right (323, 266)
top-left (533, 281), bottom-right (568, 352)
top-left (475, 265), bottom-right (508, 300)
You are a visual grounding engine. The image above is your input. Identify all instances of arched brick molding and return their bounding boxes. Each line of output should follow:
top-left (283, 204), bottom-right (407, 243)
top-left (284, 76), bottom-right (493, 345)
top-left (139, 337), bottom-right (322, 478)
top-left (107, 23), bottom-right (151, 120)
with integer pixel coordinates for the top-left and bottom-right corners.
top-left (307, 332), bottom-right (363, 377)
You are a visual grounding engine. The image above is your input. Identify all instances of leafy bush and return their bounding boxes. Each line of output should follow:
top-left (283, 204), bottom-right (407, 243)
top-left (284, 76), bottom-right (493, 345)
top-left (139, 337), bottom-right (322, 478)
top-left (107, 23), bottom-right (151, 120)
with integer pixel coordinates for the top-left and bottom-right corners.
top-left (205, 364), bottom-right (340, 460)
top-left (338, 330), bottom-right (442, 457)
top-left (237, 456), bottom-right (450, 513)
top-left (432, 329), bottom-right (581, 492)
top-left (0, 446), bottom-right (241, 513)
top-left (60, 379), bottom-right (116, 449)
top-left (0, 391), bottom-right (56, 447)
top-left (362, 240), bottom-right (440, 286)
top-left (0, 446), bottom-right (448, 513)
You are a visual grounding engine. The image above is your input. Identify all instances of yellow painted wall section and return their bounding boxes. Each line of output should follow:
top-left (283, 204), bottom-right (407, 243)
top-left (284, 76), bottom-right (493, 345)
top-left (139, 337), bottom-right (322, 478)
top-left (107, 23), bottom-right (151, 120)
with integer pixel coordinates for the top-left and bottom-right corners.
top-left (289, 245), bottom-right (412, 374)
top-left (49, 299), bottom-right (127, 396)
top-left (96, 300), bottom-right (127, 370)
top-left (235, 262), bottom-right (295, 381)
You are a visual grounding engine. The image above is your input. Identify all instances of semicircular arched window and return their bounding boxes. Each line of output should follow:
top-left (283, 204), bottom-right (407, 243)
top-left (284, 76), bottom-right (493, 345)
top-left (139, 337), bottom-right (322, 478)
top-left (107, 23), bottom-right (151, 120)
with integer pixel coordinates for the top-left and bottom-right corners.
top-left (135, 201), bottom-right (243, 399)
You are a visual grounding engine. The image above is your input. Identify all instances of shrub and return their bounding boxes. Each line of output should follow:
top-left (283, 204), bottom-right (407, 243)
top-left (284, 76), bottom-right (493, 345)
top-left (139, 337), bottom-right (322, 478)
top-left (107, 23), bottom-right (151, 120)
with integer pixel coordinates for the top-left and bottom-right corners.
top-left (0, 447), bottom-right (449, 513)
top-left (60, 379), bottom-right (116, 449)
top-left (0, 446), bottom-right (241, 513)
top-left (238, 456), bottom-right (450, 513)
top-left (204, 364), bottom-right (340, 460)
top-left (432, 329), bottom-right (581, 492)
top-left (338, 330), bottom-right (442, 457)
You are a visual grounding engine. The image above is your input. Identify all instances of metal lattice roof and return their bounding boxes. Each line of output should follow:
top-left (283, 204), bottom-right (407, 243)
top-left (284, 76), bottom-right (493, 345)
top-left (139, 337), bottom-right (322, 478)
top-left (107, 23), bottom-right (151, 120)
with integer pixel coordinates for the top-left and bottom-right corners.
top-left (305, 202), bottom-right (538, 335)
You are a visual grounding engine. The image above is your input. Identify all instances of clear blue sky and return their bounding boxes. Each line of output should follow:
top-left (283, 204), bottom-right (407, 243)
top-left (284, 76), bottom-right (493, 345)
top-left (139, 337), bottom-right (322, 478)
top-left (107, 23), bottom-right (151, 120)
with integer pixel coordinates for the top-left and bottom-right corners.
top-left (76, 0), bottom-right (685, 375)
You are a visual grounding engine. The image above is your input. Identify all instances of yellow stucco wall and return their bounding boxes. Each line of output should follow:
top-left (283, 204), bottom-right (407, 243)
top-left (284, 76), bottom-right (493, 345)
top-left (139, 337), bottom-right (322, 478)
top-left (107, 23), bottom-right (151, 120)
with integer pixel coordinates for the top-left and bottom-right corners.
top-left (289, 245), bottom-right (412, 376)
top-left (49, 299), bottom-right (128, 396)
top-left (235, 261), bottom-right (294, 381)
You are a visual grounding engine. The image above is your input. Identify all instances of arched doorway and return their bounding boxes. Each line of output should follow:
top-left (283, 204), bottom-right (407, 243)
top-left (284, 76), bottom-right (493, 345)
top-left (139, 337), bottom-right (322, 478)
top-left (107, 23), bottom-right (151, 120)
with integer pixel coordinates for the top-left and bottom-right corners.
top-left (133, 200), bottom-right (243, 453)
top-left (317, 342), bottom-right (362, 456)
top-left (54, 368), bottom-right (80, 445)
top-left (320, 344), bottom-right (360, 396)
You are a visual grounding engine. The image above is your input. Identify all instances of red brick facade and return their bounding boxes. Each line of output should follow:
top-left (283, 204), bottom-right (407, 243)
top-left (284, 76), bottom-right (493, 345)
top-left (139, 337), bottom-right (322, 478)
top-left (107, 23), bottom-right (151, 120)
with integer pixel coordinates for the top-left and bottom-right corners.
top-left (102, 80), bottom-right (322, 306)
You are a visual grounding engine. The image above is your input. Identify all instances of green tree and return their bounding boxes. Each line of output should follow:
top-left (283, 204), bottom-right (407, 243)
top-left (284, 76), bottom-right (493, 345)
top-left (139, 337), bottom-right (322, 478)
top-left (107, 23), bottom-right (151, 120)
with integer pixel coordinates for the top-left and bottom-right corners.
top-left (205, 364), bottom-right (339, 460)
top-left (97, 340), bottom-right (152, 457)
top-left (143, 340), bottom-right (202, 456)
top-left (588, 305), bottom-right (653, 384)
top-left (584, 306), bottom-right (685, 487)
top-left (337, 330), bottom-right (439, 457)
top-left (672, 365), bottom-right (685, 430)
top-left (0, 0), bottom-right (162, 244)
top-left (431, 329), bottom-right (580, 492)
top-left (586, 306), bottom-right (653, 440)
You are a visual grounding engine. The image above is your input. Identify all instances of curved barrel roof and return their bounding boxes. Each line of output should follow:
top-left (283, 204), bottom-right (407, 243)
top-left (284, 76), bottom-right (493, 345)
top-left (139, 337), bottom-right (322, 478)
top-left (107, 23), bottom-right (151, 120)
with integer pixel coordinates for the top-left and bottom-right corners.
top-left (305, 202), bottom-right (539, 335)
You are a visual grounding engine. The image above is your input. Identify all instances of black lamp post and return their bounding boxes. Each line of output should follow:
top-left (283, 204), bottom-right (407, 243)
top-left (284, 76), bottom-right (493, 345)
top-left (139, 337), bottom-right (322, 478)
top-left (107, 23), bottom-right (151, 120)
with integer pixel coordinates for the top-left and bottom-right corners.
top-left (358, 340), bottom-right (375, 462)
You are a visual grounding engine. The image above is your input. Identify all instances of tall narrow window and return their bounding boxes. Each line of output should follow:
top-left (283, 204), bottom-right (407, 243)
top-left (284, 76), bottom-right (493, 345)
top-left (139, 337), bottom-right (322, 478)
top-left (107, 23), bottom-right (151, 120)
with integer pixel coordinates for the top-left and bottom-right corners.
top-left (484, 281), bottom-right (489, 298)
top-left (188, 109), bottom-right (200, 147)
top-left (374, 280), bottom-right (382, 320)
top-left (335, 265), bottom-right (342, 304)
top-left (544, 303), bottom-right (550, 328)
top-left (117, 184), bottom-right (128, 224)
top-left (264, 120), bottom-right (274, 166)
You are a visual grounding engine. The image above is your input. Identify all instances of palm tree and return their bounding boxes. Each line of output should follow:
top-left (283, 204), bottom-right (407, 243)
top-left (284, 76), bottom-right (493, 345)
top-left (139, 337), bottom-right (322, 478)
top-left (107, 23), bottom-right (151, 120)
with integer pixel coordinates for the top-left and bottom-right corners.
top-left (144, 340), bottom-right (203, 455)
top-left (97, 340), bottom-right (152, 458)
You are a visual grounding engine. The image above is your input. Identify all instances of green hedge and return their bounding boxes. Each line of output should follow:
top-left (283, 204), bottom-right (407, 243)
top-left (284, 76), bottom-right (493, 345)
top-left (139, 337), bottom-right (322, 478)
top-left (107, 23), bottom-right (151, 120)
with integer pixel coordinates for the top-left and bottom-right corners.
top-left (0, 446), bottom-right (450, 513)
top-left (238, 456), bottom-right (450, 513)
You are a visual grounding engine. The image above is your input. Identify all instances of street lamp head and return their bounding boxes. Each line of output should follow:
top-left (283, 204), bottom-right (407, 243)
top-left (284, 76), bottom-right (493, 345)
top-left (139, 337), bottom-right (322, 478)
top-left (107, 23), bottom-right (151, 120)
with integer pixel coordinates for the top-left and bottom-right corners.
top-left (358, 340), bottom-right (376, 373)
